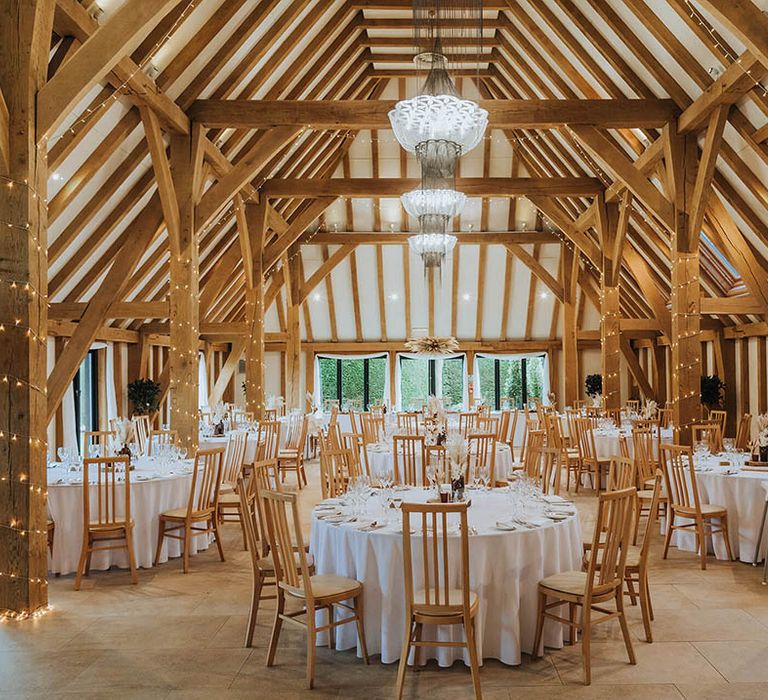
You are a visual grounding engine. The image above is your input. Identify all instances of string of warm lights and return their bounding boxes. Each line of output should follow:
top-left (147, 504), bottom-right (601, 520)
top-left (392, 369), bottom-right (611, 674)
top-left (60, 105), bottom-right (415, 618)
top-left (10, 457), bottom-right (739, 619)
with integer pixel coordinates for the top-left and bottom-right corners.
top-left (0, 606), bottom-right (51, 623)
top-left (50, 0), bottom-right (201, 145)
top-left (684, 0), bottom-right (768, 97)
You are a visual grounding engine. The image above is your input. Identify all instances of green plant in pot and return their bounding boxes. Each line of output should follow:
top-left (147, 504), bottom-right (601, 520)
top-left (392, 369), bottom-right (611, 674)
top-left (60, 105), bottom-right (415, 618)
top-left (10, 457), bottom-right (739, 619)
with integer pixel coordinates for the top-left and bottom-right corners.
top-left (585, 374), bottom-right (603, 398)
top-left (127, 378), bottom-right (161, 417)
top-left (700, 375), bottom-right (724, 410)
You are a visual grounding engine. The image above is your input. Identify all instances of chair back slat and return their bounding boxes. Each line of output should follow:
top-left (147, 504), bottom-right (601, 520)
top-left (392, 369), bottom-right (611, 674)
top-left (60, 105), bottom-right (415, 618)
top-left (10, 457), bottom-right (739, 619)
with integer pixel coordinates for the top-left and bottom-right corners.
top-left (736, 413), bottom-right (752, 450)
top-left (222, 431), bottom-right (248, 484)
top-left (186, 448), bottom-right (224, 516)
top-left (458, 411), bottom-right (478, 437)
top-left (397, 412), bottom-right (420, 435)
top-left (607, 456), bottom-right (636, 491)
top-left (147, 429), bottom-right (178, 456)
top-left (661, 443), bottom-right (702, 514)
top-left (523, 429), bottom-right (546, 476)
top-left (402, 502), bottom-right (471, 615)
top-left (131, 415), bottom-right (151, 455)
top-left (497, 409), bottom-right (511, 444)
top-left (319, 447), bottom-right (356, 498)
top-left (467, 432), bottom-right (496, 484)
top-left (586, 487), bottom-right (636, 593)
top-left (393, 434), bottom-right (426, 485)
top-left (82, 456), bottom-right (131, 528)
top-left (248, 459), bottom-right (280, 559)
top-left (257, 420), bottom-right (281, 461)
top-left (425, 445), bottom-right (449, 483)
top-left (84, 431), bottom-right (116, 457)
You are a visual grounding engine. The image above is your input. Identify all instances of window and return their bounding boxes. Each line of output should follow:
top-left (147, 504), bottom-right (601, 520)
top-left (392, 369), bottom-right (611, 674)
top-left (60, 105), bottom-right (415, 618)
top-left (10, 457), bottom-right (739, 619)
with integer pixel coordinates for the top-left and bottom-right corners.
top-left (73, 349), bottom-right (99, 454)
top-left (399, 355), bottom-right (464, 410)
top-left (318, 355), bottom-right (387, 409)
top-left (476, 355), bottom-right (546, 410)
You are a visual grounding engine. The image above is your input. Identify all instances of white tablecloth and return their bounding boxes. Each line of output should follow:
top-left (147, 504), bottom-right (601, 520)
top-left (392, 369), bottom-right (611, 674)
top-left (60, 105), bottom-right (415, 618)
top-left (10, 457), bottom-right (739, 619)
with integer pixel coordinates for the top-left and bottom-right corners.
top-left (366, 442), bottom-right (514, 484)
top-left (47, 457), bottom-right (210, 575)
top-left (670, 458), bottom-right (768, 563)
top-left (199, 432), bottom-right (259, 464)
top-left (310, 487), bottom-right (582, 666)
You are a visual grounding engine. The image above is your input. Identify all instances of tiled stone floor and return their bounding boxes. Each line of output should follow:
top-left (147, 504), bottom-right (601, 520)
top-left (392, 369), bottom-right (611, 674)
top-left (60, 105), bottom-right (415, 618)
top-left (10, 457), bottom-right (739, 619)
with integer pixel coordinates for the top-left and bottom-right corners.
top-left (3, 461), bottom-right (768, 699)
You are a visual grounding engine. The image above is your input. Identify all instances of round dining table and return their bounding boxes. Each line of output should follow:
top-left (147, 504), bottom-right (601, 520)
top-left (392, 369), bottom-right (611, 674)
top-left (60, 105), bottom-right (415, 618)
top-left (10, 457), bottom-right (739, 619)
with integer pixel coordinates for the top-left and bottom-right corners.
top-left (46, 456), bottom-right (211, 575)
top-left (310, 486), bottom-right (582, 666)
top-left (670, 455), bottom-right (768, 563)
top-left (365, 441), bottom-right (515, 483)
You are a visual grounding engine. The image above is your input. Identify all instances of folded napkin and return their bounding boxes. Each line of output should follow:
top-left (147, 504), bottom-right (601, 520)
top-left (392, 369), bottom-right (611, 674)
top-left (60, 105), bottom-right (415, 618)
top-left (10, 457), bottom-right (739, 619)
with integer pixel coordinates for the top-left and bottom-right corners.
top-left (515, 516), bottom-right (549, 528)
top-left (542, 495), bottom-right (567, 504)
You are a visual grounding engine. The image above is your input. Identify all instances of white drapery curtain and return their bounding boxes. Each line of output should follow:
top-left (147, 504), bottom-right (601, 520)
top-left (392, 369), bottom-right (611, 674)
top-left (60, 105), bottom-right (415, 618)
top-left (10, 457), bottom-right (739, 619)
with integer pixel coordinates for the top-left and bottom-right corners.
top-left (313, 353), bottom-right (390, 410)
top-left (472, 351), bottom-right (551, 406)
top-left (394, 352), bottom-right (468, 411)
top-left (105, 343), bottom-right (118, 425)
top-left (198, 352), bottom-right (209, 409)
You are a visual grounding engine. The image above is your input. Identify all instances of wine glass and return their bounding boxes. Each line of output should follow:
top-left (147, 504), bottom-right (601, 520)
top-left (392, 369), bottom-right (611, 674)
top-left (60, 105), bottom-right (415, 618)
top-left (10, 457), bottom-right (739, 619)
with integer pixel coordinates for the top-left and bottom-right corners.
top-left (479, 464), bottom-right (490, 491)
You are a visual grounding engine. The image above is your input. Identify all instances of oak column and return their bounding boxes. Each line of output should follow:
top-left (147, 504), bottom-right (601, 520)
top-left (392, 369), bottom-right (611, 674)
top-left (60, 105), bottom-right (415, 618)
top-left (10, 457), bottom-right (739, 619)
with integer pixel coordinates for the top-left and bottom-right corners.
top-left (244, 200), bottom-right (267, 419)
top-left (561, 245), bottom-right (579, 405)
top-left (598, 198), bottom-right (622, 409)
top-left (0, 0), bottom-right (55, 617)
top-left (284, 244), bottom-right (302, 410)
top-left (169, 133), bottom-right (200, 451)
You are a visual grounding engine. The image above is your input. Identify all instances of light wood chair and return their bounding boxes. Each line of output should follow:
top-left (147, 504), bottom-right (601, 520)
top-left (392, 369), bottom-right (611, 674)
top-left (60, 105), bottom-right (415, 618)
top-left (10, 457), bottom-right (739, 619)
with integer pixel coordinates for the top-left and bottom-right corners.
top-left (154, 447), bottom-right (226, 573)
top-left (574, 417), bottom-right (609, 492)
top-left (396, 501), bottom-right (481, 699)
top-left (74, 455), bottom-right (137, 590)
top-left (533, 486), bottom-right (637, 685)
top-left (625, 469), bottom-right (663, 643)
top-left (735, 413), bottom-right (752, 450)
top-left (458, 411), bottom-right (478, 437)
top-left (425, 444), bottom-right (449, 483)
top-left (661, 443), bottom-right (734, 569)
top-left (319, 447), bottom-right (359, 499)
top-left (632, 428), bottom-right (668, 544)
top-left (147, 429), bottom-right (179, 456)
top-left (626, 400), bottom-right (640, 413)
top-left (709, 409), bottom-right (727, 439)
top-left (531, 446), bottom-right (561, 495)
top-left (278, 415), bottom-right (309, 488)
top-left (466, 432), bottom-right (497, 486)
top-left (220, 431), bottom-right (249, 493)
top-left (397, 411), bottom-right (420, 435)
top-left (393, 434), bottom-right (427, 486)
top-left (361, 411), bottom-right (384, 444)
top-left (264, 408), bottom-right (279, 421)
top-left (520, 429), bottom-right (546, 477)
top-left (131, 415), bottom-right (151, 455)
top-left (264, 490), bottom-right (368, 689)
top-left (257, 420), bottom-right (281, 462)
top-left (83, 430), bottom-right (116, 457)
top-left (547, 414), bottom-right (581, 492)
top-left (505, 409), bottom-right (520, 461)
top-left (692, 422), bottom-right (723, 454)
top-left (657, 407), bottom-right (673, 429)
top-left (607, 457), bottom-right (636, 492)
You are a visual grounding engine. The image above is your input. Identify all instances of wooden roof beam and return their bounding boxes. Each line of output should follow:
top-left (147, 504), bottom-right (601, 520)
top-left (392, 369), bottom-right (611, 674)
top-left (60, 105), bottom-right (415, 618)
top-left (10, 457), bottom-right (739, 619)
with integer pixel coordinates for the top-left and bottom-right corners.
top-left (307, 231), bottom-right (559, 245)
top-left (188, 99), bottom-right (679, 130)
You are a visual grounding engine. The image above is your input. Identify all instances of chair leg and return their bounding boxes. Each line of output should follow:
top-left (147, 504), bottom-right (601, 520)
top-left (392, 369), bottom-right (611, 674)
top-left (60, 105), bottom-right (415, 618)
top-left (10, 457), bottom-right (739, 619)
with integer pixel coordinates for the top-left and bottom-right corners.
top-left (696, 518), bottom-right (707, 570)
top-left (212, 517), bottom-right (226, 562)
top-left (153, 519), bottom-right (165, 566)
top-left (74, 540), bottom-right (89, 591)
top-left (616, 589), bottom-right (636, 665)
top-left (327, 604), bottom-right (335, 649)
top-left (412, 622), bottom-right (423, 667)
top-left (245, 571), bottom-right (265, 647)
top-left (354, 593), bottom-right (369, 664)
top-left (662, 511), bottom-right (674, 560)
top-left (464, 616), bottom-right (482, 700)
top-left (638, 571), bottom-right (653, 643)
top-left (266, 591), bottom-right (284, 668)
top-left (531, 590), bottom-right (546, 658)
top-left (753, 500), bottom-right (768, 564)
top-left (182, 523), bottom-right (192, 574)
top-left (306, 604), bottom-right (316, 690)
top-left (720, 514), bottom-right (735, 562)
top-left (125, 528), bottom-right (138, 585)
top-left (569, 602), bottom-right (577, 645)
top-left (581, 603), bottom-right (592, 686)
top-left (625, 575), bottom-right (638, 606)
top-left (395, 617), bottom-right (414, 699)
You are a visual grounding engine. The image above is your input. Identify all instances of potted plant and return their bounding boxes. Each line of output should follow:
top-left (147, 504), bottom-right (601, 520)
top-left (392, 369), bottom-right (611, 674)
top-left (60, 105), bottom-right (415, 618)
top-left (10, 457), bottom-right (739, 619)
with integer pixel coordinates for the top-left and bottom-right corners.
top-left (127, 378), bottom-right (161, 417)
top-left (700, 375), bottom-right (725, 410)
top-left (585, 374), bottom-right (603, 398)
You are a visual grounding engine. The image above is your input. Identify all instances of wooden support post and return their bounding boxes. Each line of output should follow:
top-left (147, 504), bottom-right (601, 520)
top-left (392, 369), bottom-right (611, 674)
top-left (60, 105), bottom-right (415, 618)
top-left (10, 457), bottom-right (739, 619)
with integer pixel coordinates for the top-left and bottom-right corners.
top-left (667, 125), bottom-right (701, 443)
top-left (168, 132), bottom-right (201, 451)
top-left (597, 196), bottom-right (622, 409)
top-left (0, 0), bottom-right (55, 618)
top-left (244, 200), bottom-right (266, 419)
top-left (561, 245), bottom-right (579, 406)
top-left (722, 337), bottom-right (737, 437)
top-left (284, 246), bottom-right (302, 410)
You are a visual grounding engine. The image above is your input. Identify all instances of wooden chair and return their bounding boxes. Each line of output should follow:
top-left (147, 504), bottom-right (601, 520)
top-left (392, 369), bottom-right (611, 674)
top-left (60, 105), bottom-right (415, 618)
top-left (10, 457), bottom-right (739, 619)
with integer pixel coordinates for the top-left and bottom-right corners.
top-left (154, 447), bottom-right (226, 573)
top-left (323, 398), bottom-right (340, 414)
top-left (257, 420), bottom-right (281, 461)
top-left (607, 457), bottom-right (636, 492)
top-left (657, 407), bottom-right (673, 429)
top-left (278, 415), bottom-right (309, 488)
top-left (264, 408), bottom-right (278, 421)
top-left (319, 447), bottom-right (358, 499)
top-left (692, 422), bottom-right (723, 454)
top-left (369, 403), bottom-right (385, 419)
top-left (709, 409), bottom-right (727, 439)
top-left (458, 411), bottom-right (478, 437)
top-left (131, 415), bottom-right (151, 455)
top-left (396, 502), bottom-right (481, 699)
top-left (661, 443), bottom-right (734, 569)
top-left (74, 455), bottom-right (137, 590)
top-left (530, 446), bottom-right (561, 495)
top-left (147, 429), bottom-right (179, 456)
top-left (626, 400), bottom-right (640, 414)
top-left (361, 411), bottom-right (384, 445)
top-left (47, 519), bottom-right (55, 556)
top-left (397, 411), bottom-right (420, 435)
top-left (632, 428), bottom-right (668, 543)
top-left (263, 490), bottom-right (368, 689)
top-left (219, 431), bottom-right (249, 493)
top-left (393, 434), bottom-right (427, 486)
top-left (83, 430), bottom-right (115, 457)
top-left (533, 486), bottom-right (637, 685)
top-left (604, 407), bottom-right (622, 426)
top-left (574, 417), bottom-right (609, 492)
top-left (520, 429), bottom-right (546, 477)
top-left (425, 444), bottom-right (449, 484)
top-left (735, 413), bottom-right (752, 450)
top-left (625, 469), bottom-right (663, 643)
top-left (466, 432), bottom-right (497, 486)
top-left (217, 433), bottom-right (251, 548)
top-left (505, 409), bottom-right (520, 461)
top-left (547, 415), bottom-right (581, 492)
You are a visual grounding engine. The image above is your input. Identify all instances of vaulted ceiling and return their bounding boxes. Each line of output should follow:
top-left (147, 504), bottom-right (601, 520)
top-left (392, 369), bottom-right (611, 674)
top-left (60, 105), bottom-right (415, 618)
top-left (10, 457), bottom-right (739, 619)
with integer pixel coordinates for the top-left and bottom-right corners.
top-left (46, 0), bottom-right (768, 344)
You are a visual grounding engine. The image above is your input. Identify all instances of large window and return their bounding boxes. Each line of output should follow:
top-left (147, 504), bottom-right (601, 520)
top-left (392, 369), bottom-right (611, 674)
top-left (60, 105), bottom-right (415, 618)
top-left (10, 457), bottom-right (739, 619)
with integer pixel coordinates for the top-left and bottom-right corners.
top-left (476, 355), bottom-right (545, 410)
top-left (318, 355), bottom-right (387, 409)
top-left (73, 349), bottom-right (99, 454)
top-left (399, 355), bottom-right (464, 410)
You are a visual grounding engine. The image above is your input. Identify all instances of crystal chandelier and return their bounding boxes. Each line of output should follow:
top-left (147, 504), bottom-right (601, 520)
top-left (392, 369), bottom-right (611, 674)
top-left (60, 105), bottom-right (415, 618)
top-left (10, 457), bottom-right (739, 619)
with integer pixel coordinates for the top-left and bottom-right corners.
top-left (408, 233), bottom-right (458, 271)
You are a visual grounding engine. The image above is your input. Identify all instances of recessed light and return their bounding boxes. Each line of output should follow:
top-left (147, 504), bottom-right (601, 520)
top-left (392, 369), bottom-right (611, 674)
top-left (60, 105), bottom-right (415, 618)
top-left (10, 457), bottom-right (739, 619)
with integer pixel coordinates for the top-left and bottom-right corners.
top-left (51, 172), bottom-right (61, 181)
top-left (312, 293), bottom-right (321, 302)
top-left (462, 293), bottom-right (471, 301)
top-left (389, 293), bottom-right (398, 301)
top-left (540, 291), bottom-right (549, 299)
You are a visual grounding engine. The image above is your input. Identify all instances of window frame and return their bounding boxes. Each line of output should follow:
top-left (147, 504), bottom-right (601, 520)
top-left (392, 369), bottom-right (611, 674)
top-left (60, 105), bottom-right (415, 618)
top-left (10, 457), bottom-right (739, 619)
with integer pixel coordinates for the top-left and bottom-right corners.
top-left (320, 354), bottom-right (386, 410)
